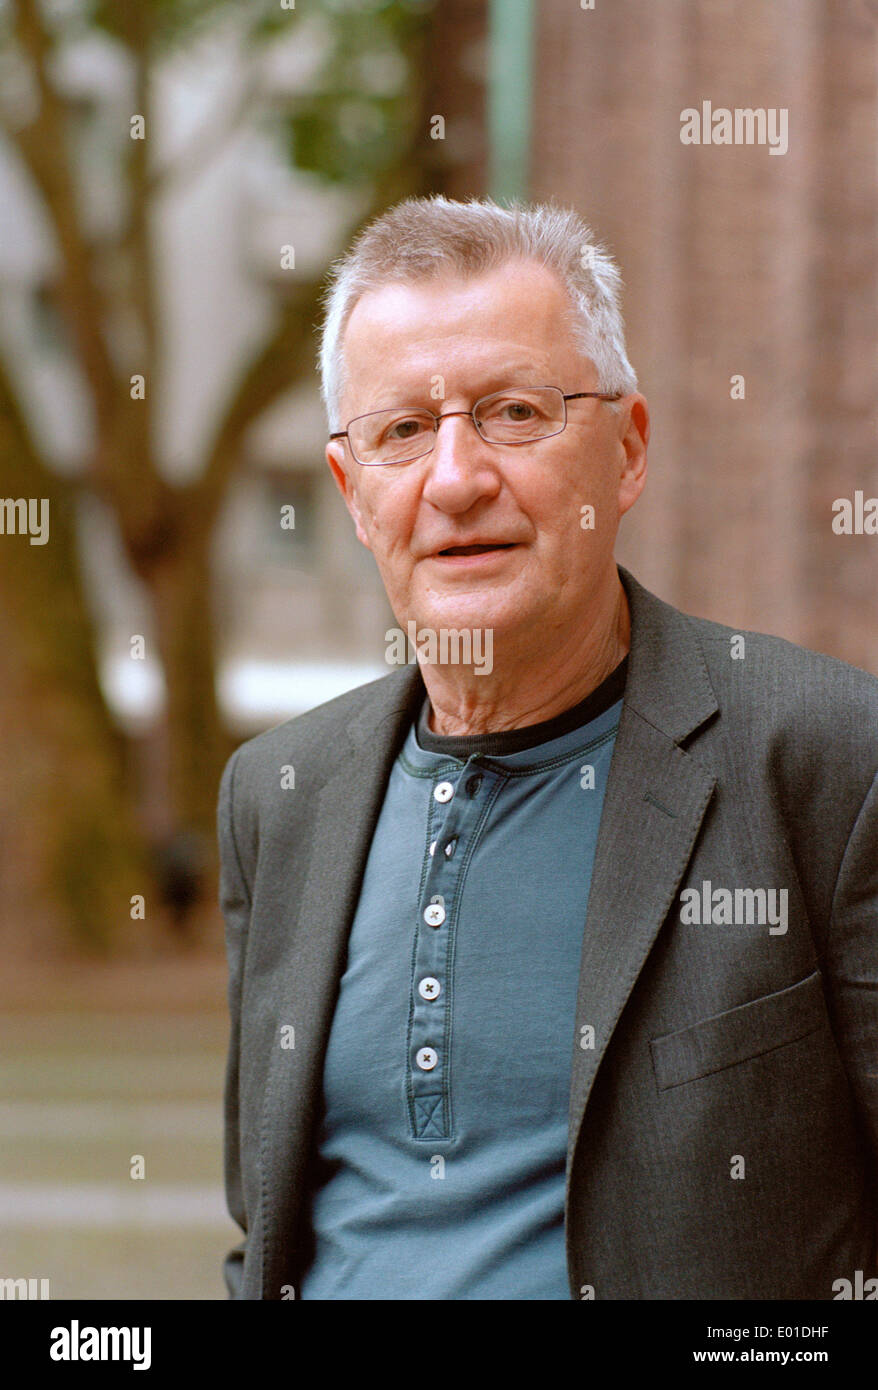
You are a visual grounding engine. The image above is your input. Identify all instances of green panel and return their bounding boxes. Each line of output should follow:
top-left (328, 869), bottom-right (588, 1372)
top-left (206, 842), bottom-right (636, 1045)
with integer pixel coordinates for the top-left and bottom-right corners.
top-left (487, 0), bottom-right (534, 201)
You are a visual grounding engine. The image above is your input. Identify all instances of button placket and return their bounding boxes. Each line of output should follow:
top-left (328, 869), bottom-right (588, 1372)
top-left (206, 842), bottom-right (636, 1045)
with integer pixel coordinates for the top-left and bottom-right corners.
top-left (408, 759), bottom-right (495, 1140)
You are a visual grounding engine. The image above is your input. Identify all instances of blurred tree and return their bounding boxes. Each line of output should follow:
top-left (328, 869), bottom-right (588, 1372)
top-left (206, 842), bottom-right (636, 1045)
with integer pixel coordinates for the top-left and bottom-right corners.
top-left (0, 0), bottom-right (471, 949)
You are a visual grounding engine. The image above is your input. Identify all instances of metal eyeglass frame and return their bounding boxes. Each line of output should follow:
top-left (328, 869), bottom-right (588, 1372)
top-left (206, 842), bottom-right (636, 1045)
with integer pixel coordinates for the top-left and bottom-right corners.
top-left (329, 387), bottom-right (624, 465)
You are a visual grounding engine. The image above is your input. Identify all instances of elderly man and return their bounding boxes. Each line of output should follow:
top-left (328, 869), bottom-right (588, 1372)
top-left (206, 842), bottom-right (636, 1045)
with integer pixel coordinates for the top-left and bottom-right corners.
top-left (218, 196), bottom-right (878, 1300)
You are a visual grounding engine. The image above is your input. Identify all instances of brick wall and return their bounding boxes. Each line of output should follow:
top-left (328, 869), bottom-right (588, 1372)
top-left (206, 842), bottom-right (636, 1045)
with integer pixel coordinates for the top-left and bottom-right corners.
top-left (530, 0), bottom-right (878, 671)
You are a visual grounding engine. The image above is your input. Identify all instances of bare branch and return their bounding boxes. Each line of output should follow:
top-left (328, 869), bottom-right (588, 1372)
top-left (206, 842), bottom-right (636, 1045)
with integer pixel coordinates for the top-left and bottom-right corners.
top-left (8, 0), bottom-right (119, 431)
top-left (192, 172), bottom-right (413, 529)
top-left (189, 274), bottom-right (326, 531)
top-left (0, 347), bottom-right (74, 501)
top-left (106, 0), bottom-right (160, 373)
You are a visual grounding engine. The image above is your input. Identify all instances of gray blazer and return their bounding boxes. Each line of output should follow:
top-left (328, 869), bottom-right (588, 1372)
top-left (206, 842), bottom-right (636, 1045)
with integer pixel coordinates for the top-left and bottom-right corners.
top-left (218, 565), bottom-right (878, 1299)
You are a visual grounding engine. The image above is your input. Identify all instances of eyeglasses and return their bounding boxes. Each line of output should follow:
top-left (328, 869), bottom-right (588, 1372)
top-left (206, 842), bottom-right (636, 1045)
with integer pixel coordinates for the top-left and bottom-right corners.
top-left (329, 385), bottom-right (623, 466)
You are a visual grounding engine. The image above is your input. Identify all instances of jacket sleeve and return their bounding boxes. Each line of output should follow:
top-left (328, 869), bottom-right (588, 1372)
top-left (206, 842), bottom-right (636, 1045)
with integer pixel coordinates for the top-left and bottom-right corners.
top-left (217, 746), bottom-right (252, 1298)
top-left (827, 768), bottom-right (878, 1187)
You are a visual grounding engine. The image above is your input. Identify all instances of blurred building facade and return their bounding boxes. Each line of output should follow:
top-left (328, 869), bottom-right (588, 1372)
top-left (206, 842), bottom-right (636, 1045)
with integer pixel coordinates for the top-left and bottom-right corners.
top-left (531, 0), bottom-right (878, 673)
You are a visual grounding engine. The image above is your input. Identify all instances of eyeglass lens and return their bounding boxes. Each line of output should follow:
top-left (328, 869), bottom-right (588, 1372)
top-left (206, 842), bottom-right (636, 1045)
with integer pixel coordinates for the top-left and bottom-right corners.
top-left (348, 387), bottom-right (567, 465)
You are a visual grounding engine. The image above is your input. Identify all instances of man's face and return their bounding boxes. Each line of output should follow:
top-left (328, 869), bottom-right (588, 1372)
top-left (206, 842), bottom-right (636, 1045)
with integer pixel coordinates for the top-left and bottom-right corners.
top-left (327, 259), bottom-right (648, 652)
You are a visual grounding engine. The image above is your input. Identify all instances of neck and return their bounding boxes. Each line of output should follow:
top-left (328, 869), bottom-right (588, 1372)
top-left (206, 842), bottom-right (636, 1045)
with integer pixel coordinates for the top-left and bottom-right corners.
top-left (421, 573), bottom-right (630, 737)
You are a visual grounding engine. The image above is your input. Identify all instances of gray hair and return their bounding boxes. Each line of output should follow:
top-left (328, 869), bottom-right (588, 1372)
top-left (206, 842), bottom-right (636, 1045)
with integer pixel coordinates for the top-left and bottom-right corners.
top-left (318, 195), bottom-right (638, 431)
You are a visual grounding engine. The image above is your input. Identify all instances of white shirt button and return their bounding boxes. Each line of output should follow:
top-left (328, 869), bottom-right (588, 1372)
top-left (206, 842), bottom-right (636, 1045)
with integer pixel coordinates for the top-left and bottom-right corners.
top-left (416, 1046), bottom-right (438, 1071)
top-left (429, 840), bottom-right (436, 856)
top-left (433, 781), bottom-right (454, 803)
top-left (423, 903), bottom-right (446, 927)
top-left (418, 976), bottom-right (441, 1001)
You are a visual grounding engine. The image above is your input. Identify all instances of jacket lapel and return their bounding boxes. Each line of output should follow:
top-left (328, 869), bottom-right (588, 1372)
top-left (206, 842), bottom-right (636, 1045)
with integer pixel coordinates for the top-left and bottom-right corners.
top-left (566, 567), bottom-right (719, 1180)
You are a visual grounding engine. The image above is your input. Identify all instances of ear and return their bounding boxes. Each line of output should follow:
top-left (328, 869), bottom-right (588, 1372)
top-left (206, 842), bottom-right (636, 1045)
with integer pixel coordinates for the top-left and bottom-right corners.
top-left (615, 393), bottom-right (649, 517)
top-left (326, 441), bottom-right (372, 550)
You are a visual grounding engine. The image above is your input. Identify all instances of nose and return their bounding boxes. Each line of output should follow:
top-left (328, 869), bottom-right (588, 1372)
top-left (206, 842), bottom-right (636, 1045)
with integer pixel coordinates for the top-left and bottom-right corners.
top-left (420, 410), bottom-right (501, 513)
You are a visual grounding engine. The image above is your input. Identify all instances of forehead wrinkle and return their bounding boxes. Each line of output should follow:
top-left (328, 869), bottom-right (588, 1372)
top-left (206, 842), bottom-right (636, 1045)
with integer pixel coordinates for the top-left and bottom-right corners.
top-left (367, 364), bottom-right (564, 413)
top-left (343, 331), bottom-right (572, 413)
top-left (339, 264), bottom-right (590, 418)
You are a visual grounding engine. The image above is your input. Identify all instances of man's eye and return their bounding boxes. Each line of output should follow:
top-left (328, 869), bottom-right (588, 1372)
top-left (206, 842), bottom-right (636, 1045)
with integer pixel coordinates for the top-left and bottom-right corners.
top-left (503, 401), bottom-right (536, 420)
top-left (386, 417), bottom-right (428, 440)
top-left (481, 398), bottom-right (539, 423)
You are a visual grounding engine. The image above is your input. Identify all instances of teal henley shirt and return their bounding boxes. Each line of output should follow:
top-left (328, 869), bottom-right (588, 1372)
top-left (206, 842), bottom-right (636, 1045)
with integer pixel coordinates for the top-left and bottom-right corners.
top-left (299, 657), bottom-right (627, 1300)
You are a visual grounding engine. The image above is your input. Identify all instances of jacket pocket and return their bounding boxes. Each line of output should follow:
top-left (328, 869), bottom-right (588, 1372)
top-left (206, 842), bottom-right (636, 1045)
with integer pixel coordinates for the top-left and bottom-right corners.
top-left (650, 969), bottom-right (826, 1091)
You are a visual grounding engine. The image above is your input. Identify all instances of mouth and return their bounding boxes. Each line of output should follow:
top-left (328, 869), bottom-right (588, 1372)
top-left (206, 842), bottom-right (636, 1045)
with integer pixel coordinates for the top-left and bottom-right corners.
top-left (436, 543), bottom-right (517, 557)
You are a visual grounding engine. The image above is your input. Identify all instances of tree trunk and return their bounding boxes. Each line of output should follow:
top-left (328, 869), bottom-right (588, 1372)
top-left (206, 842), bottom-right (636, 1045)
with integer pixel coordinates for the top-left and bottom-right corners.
top-left (145, 525), bottom-right (232, 926)
top-left (0, 469), bottom-right (150, 954)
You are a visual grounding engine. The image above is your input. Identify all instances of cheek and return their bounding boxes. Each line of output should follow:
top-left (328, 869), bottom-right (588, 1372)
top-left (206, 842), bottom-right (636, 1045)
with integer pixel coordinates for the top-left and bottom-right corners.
top-left (355, 500), bottom-right (405, 564)
top-left (352, 482), bottom-right (386, 535)
top-left (369, 506), bottom-right (401, 550)
top-left (518, 470), bottom-right (613, 566)
top-left (361, 486), bottom-right (416, 555)
top-left (556, 448), bottom-right (617, 525)
top-left (521, 479), bottom-right (583, 547)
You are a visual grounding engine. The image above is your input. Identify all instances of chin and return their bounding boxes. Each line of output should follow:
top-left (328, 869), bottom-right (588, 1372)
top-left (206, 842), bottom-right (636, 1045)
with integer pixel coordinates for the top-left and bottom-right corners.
top-left (413, 600), bottom-right (523, 638)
